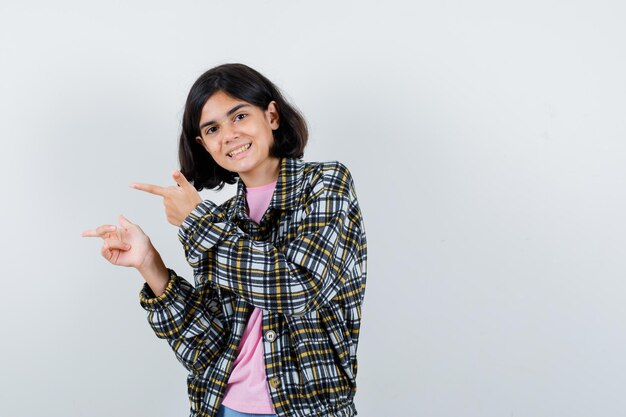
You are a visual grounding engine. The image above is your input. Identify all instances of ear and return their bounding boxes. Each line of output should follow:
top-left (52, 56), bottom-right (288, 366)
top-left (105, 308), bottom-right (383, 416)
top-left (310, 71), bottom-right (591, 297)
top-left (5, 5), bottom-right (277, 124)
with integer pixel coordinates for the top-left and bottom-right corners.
top-left (195, 136), bottom-right (207, 151)
top-left (265, 100), bottom-right (280, 130)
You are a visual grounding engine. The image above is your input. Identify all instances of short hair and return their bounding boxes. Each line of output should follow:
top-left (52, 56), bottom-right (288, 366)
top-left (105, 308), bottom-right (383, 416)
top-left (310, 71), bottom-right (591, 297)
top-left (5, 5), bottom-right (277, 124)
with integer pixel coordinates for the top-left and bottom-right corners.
top-left (179, 63), bottom-right (308, 191)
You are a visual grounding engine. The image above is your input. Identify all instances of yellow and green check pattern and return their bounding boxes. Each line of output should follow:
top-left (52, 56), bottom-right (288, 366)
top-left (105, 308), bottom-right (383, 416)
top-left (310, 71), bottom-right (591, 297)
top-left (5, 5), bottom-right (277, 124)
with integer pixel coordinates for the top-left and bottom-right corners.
top-left (139, 157), bottom-right (367, 417)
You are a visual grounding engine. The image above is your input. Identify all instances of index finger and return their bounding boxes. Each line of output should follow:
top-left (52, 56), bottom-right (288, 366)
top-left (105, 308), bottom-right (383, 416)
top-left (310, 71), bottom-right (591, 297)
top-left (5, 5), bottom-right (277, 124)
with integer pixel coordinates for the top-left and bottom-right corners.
top-left (130, 182), bottom-right (167, 196)
top-left (81, 224), bottom-right (117, 238)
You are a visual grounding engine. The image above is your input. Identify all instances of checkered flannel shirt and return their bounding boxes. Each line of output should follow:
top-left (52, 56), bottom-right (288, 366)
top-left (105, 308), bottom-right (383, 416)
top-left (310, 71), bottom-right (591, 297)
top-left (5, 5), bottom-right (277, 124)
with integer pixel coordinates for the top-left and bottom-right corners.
top-left (139, 157), bottom-right (368, 417)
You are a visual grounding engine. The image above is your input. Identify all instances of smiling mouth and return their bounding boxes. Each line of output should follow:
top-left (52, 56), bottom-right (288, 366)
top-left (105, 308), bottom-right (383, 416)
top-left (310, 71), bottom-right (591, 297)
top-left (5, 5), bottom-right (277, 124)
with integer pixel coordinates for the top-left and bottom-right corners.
top-left (227, 143), bottom-right (251, 158)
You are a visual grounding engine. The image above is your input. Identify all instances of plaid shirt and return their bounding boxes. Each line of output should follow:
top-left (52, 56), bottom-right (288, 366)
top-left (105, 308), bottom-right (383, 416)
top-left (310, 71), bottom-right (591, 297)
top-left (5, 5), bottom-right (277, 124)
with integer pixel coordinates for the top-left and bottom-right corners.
top-left (139, 157), bottom-right (368, 417)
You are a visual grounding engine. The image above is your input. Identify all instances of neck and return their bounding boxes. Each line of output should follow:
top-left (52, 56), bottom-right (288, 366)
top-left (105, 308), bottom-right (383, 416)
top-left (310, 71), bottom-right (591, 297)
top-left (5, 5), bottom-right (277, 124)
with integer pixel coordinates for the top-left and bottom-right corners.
top-left (240, 157), bottom-right (280, 188)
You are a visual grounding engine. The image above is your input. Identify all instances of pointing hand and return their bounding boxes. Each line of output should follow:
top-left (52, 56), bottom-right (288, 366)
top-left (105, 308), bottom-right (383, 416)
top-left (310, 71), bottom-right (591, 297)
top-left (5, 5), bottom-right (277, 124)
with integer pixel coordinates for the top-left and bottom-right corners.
top-left (82, 215), bottom-right (169, 295)
top-left (81, 214), bottom-right (153, 269)
top-left (131, 170), bottom-right (203, 227)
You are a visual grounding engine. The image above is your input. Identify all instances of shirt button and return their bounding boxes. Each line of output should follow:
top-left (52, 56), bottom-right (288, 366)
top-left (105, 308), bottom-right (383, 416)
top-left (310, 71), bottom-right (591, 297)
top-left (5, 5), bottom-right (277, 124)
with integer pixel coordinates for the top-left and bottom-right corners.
top-left (269, 376), bottom-right (281, 389)
top-left (264, 330), bottom-right (277, 342)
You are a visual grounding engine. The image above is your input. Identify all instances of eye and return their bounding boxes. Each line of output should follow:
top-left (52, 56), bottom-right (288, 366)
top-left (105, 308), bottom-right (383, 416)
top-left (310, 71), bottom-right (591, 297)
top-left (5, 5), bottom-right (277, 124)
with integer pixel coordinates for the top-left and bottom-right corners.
top-left (205, 126), bottom-right (218, 135)
top-left (234, 113), bottom-right (247, 122)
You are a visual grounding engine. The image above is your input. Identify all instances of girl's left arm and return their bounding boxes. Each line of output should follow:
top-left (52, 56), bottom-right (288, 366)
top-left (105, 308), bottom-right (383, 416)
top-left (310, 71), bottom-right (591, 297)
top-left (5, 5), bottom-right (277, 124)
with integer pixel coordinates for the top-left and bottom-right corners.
top-left (178, 164), bottom-right (367, 316)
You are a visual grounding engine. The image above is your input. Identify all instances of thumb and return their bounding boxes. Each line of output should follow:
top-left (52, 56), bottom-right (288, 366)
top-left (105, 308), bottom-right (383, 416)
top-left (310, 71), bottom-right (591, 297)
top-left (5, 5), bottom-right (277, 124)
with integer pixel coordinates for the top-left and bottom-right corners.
top-left (172, 170), bottom-right (194, 190)
top-left (118, 214), bottom-right (134, 228)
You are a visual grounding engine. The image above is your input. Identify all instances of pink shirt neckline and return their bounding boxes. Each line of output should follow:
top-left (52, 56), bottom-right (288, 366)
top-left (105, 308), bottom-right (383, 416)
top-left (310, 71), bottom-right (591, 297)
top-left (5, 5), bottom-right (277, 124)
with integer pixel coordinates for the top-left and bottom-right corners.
top-left (245, 179), bottom-right (278, 191)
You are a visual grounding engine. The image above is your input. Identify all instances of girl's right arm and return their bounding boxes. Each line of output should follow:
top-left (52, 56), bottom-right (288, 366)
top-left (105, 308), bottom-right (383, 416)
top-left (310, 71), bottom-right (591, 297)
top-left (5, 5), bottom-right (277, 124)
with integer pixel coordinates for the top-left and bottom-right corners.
top-left (82, 214), bottom-right (224, 374)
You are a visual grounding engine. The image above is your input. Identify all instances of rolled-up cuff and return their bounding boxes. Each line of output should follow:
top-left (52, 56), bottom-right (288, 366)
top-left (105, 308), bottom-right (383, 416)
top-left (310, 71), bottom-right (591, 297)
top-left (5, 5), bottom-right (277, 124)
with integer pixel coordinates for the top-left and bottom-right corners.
top-left (180, 200), bottom-right (219, 231)
top-left (139, 268), bottom-right (178, 311)
top-left (178, 199), bottom-right (221, 251)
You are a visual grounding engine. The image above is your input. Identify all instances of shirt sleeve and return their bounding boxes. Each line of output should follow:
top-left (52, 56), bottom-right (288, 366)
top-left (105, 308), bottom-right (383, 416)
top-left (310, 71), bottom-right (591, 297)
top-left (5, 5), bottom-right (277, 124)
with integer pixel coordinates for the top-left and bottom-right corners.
top-left (177, 165), bottom-right (364, 316)
top-left (139, 268), bottom-right (226, 373)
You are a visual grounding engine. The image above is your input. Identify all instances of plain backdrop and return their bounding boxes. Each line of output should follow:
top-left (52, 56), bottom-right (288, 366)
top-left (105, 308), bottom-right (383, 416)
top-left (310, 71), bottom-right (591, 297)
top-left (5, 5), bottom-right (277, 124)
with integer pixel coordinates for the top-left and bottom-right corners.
top-left (1, 1), bottom-right (625, 416)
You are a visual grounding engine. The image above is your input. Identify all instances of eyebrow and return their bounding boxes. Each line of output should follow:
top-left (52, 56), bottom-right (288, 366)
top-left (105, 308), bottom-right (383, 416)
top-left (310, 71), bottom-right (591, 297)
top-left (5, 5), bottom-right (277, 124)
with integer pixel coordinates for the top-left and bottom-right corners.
top-left (199, 103), bottom-right (250, 130)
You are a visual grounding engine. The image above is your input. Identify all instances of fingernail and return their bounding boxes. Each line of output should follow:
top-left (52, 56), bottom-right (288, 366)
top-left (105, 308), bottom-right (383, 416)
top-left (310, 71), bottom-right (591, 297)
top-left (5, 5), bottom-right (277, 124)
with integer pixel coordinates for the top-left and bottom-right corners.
top-left (109, 226), bottom-right (116, 231)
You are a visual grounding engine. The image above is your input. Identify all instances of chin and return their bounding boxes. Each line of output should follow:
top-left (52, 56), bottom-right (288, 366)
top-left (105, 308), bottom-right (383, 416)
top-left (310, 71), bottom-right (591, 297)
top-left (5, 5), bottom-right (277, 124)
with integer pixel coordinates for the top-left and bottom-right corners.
top-left (231, 159), bottom-right (257, 172)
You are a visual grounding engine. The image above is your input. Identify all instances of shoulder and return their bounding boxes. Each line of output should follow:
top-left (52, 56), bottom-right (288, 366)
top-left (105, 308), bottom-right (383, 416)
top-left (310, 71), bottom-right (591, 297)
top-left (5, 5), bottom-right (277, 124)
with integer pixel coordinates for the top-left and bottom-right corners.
top-left (301, 159), bottom-right (354, 197)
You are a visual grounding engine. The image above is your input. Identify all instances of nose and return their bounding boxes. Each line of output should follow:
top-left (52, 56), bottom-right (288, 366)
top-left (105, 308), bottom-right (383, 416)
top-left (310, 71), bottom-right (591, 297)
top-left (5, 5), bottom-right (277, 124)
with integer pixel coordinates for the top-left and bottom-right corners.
top-left (221, 120), bottom-right (239, 144)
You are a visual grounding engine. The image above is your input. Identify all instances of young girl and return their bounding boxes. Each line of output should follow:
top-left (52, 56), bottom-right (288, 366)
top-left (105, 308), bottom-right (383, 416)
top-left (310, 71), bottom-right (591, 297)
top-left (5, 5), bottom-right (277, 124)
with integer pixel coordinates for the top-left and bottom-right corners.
top-left (82, 63), bottom-right (368, 417)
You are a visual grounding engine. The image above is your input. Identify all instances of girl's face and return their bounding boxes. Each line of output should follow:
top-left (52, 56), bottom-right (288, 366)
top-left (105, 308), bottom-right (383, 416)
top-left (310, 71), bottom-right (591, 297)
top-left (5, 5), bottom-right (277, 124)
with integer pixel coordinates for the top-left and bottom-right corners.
top-left (195, 90), bottom-right (280, 187)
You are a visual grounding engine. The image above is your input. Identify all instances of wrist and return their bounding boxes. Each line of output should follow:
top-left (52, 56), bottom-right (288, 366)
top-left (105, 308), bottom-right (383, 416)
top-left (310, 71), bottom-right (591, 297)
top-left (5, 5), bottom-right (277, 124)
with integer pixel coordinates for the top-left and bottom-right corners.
top-left (136, 245), bottom-right (169, 296)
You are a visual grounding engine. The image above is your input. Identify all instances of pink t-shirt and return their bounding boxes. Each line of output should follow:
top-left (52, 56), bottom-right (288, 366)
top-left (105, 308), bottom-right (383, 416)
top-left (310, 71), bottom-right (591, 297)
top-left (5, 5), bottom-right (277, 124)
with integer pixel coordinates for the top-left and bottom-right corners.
top-left (220, 179), bottom-right (277, 414)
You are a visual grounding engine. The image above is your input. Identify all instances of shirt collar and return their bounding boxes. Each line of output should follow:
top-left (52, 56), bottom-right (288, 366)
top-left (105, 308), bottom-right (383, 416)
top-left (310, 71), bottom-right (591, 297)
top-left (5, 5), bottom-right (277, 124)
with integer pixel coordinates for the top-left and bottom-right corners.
top-left (233, 157), bottom-right (305, 218)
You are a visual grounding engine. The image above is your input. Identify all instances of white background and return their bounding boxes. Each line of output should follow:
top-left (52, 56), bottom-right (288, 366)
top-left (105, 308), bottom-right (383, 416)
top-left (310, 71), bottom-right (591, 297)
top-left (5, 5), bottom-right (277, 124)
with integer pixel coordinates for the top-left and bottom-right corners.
top-left (1, 1), bottom-right (625, 416)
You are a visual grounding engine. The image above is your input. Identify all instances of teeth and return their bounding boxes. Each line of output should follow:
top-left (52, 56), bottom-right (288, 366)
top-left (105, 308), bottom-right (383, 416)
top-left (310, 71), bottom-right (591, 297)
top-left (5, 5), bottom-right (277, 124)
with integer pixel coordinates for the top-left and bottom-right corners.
top-left (228, 143), bottom-right (251, 157)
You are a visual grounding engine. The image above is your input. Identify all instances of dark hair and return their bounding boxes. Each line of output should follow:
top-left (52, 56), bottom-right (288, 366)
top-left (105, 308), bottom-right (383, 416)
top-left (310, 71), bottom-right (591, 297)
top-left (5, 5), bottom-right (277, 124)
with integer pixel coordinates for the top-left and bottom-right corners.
top-left (179, 63), bottom-right (308, 191)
